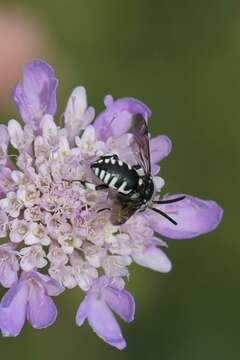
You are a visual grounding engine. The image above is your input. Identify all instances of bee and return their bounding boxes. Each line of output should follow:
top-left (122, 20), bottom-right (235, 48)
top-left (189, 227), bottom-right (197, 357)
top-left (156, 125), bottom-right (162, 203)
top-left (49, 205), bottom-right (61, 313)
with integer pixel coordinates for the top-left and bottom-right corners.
top-left (91, 115), bottom-right (185, 225)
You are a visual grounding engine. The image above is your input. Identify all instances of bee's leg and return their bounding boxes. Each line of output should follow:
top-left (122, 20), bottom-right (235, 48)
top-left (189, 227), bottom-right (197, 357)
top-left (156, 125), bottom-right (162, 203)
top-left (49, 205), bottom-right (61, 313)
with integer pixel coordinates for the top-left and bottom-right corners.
top-left (95, 184), bottom-right (108, 191)
top-left (65, 179), bottom-right (93, 188)
top-left (66, 179), bottom-right (108, 191)
top-left (80, 204), bottom-right (91, 211)
top-left (97, 207), bottom-right (111, 213)
top-left (82, 182), bottom-right (108, 191)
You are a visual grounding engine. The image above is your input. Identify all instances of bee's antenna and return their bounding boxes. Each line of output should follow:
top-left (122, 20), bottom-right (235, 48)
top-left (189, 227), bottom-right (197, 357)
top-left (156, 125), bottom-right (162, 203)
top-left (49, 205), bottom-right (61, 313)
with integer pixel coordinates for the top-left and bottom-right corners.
top-left (153, 196), bottom-right (186, 205)
top-left (150, 207), bottom-right (178, 225)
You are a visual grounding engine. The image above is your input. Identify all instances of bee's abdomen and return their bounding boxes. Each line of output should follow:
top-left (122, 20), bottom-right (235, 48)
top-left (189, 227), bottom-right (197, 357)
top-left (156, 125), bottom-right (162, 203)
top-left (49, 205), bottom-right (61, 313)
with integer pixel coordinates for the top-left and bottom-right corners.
top-left (91, 155), bottom-right (139, 195)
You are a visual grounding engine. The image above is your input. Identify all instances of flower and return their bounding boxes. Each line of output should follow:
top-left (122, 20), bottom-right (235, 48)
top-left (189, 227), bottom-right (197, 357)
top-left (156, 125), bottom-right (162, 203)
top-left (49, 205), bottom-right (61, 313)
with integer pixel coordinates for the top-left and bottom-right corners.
top-left (0, 244), bottom-right (19, 288)
top-left (12, 60), bottom-right (58, 134)
top-left (76, 276), bottom-right (135, 350)
top-left (0, 271), bottom-right (64, 336)
top-left (0, 59), bottom-right (223, 348)
top-left (143, 194), bottom-right (223, 239)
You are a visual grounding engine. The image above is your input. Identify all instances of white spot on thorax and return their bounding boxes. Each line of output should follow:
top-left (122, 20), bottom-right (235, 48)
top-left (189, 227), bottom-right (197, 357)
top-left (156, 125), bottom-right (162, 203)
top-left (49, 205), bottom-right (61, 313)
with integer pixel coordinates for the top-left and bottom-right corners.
top-left (111, 158), bottom-right (116, 164)
top-left (104, 158), bottom-right (110, 164)
top-left (94, 168), bottom-right (100, 176)
top-left (118, 160), bottom-right (123, 166)
top-left (99, 170), bottom-right (105, 180)
top-left (103, 173), bottom-right (111, 184)
top-left (109, 176), bottom-right (118, 188)
top-left (118, 181), bottom-right (131, 194)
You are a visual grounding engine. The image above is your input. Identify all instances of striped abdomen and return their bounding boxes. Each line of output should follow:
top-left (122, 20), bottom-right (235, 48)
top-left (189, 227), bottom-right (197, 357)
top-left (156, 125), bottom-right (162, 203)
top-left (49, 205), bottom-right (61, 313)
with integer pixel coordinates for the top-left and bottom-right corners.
top-left (91, 155), bottom-right (140, 195)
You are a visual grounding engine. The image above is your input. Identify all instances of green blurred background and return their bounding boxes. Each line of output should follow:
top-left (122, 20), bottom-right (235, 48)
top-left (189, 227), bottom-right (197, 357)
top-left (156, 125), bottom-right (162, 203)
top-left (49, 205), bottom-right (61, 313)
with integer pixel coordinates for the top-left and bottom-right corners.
top-left (0, 0), bottom-right (238, 359)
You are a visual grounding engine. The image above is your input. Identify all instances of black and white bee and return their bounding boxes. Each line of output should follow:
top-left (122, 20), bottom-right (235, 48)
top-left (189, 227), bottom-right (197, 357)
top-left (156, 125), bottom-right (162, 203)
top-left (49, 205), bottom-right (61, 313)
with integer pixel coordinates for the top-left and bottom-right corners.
top-left (90, 115), bottom-right (185, 225)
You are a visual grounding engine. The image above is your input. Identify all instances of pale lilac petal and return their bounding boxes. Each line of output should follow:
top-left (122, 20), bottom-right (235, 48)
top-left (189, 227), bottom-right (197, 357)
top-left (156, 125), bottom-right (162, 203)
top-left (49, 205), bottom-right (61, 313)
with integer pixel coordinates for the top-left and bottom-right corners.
top-left (64, 86), bottom-right (95, 144)
top-left (0, 126), bottom-right (13, 169)
top-left (87, 294), bottom-right (126, 350)
top-left (0, 281), bottom-right (28, 336)
top-left (133, 246), bottom-right (172, 272)
top-left (150, 135), bottom-right (172, 164)
top-left (146, 236), bottom-right (168, 247)
top-left (104, 287), bottom-right (135, 323)
top-left (75, 292), bottom-right (91, 326)
top-left (94, 96), bottom-right (151, 141)
top-left (27, 285), bottom-right (57, 329)
top-left (145, 194), bottom-right (223, 239)
top-left (0, 263), bottom-right (18, 288)
top-left (0, 125), bottom-right (9, 145)
top-left (0, 244), bottom-right (19, 288)
top-left (36, 272), bottom-right (64, 296)
top-left (12, 60), bottom-right (58, 132)
top-left (0, 210), bottom-right (8, 238)
top-left (152, 164), bottom-right (160, 175)
top-left (0, 167), bottom-right (15, 196)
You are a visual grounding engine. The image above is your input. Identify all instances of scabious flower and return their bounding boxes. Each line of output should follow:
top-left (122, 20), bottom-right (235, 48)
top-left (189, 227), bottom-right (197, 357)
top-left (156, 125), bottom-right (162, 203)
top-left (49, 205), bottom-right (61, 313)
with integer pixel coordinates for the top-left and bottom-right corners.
top-left (0, 59), bottom-right (223, 349)
top-left (0, 271), bottom-right (63, 336)
top-left (76, 276), bottom-right (134, 350)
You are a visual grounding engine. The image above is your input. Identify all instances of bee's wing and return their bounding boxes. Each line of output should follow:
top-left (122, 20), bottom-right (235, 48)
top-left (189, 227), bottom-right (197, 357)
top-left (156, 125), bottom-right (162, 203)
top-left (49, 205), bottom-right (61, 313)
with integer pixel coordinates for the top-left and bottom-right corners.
top-left (130, 114), bottom-right (151, 174)
top-left (104, 115), bottom-right (151, 225)
top-left (110, 196), bottom-right (138, 225)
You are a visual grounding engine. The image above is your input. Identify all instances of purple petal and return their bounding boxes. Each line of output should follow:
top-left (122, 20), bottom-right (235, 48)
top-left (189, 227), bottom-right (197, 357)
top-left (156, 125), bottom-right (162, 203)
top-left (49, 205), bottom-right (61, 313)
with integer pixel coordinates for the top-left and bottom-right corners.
top-left (133, 246), bottom-right (172, 272)
top-left (0, 211), bottom-right (8, 239)
top-left (26, 284), bottom-right (57, 329)
top-left (87, 293), bottom-right (126, 350)
top-left (150, 135), bottom-right (172, 164)
top-left (103, 287), bottom-right (135, 323)
top-left (145, 194), bottom-right (223, 239)
top-left (76, 292), bottom-right (92, 327)
top-left (0, 167), bottom-right (15, 196)
top-left (0, 281), bottom-right (28, 336)
top-left (94, 96), bottom-right (151, 141)
top-left (36, 272), bottom-right (64, 296)
top-left (152, 164), bottom-right (160, 175)
top-left (0, 125), bottom-right (9, 145)
top-left (12, 60), bottom-right (58, 132)
top-left (146, 236), bottom-right (168, 247)
top-left (0, 262), bottom-right (18, 288)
